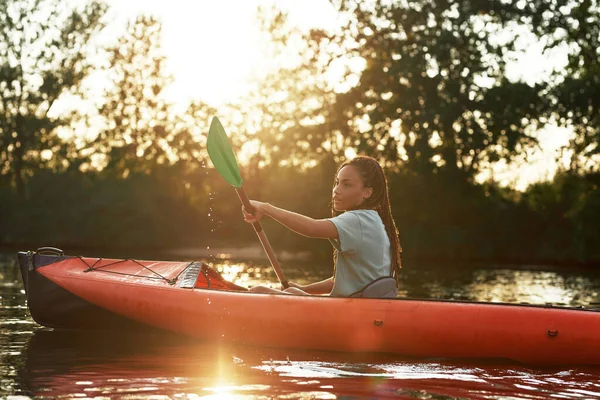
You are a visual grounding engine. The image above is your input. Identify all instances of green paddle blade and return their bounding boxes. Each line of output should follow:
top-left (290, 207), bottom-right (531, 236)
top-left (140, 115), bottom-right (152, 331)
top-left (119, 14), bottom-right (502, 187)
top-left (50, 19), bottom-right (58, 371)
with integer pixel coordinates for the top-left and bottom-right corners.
top-left (207, 116), bottom-right (243, 188)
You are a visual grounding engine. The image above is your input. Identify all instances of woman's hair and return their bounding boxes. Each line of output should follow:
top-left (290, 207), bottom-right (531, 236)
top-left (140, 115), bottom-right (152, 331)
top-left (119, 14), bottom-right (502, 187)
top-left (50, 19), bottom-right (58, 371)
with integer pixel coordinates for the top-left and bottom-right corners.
top-left (332, 156), bottom-right (403, 283)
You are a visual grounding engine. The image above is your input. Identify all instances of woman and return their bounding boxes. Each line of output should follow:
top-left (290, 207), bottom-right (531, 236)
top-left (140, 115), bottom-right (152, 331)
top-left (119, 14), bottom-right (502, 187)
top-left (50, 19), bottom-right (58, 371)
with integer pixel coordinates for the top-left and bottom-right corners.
top-left (243, 156), bottom-right (402, 296)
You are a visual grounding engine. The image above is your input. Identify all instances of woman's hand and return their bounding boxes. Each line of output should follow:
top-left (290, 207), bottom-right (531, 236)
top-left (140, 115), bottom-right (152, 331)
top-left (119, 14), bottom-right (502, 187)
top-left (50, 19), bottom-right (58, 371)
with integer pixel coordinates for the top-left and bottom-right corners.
top-left (242, 200), bottom-right (269, 223)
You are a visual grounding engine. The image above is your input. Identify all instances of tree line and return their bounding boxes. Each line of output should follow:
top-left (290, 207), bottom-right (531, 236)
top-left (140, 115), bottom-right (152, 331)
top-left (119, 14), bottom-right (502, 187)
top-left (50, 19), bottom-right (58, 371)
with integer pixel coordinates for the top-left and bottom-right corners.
top-left (1, 0), bottom-right (599, 266)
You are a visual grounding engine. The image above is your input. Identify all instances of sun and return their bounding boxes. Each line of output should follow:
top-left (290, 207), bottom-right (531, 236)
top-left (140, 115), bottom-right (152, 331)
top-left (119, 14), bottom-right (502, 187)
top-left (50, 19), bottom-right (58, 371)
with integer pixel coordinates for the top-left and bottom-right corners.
top-left (104, 0), bottom-right (338, 108)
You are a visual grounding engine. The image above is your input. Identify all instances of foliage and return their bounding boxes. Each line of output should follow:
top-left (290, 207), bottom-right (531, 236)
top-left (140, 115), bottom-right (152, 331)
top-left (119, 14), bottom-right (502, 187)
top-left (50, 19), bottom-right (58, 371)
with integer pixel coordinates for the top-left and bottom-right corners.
top-left (0, 0), bottom-right (108, 193)
top-left (222, 6), bottom-right (340, 175)
top-left (91, 15), bottom-right (213, 178)
top-left (0, 168), bottom-right (208, 249)
top-left (235, 1), bottom-right (551, 182)
top-left (521, 0), bottom-right (600, 172)
top-left (323, 0), bottom-right (548, 179)
top-left (2, 164), bottom-right (599, 266)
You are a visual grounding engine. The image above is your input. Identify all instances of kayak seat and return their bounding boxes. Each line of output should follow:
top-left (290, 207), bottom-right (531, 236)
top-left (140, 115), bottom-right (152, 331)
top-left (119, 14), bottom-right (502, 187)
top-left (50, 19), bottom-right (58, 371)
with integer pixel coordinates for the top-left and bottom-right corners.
top-left (349, 277), bottom-right (398, 299)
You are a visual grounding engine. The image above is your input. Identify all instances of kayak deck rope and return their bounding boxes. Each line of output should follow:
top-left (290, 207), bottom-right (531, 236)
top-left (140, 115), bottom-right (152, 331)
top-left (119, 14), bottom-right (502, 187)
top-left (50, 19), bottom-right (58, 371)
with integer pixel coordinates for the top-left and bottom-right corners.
top-left (79, 257), bottom-right (185, 285)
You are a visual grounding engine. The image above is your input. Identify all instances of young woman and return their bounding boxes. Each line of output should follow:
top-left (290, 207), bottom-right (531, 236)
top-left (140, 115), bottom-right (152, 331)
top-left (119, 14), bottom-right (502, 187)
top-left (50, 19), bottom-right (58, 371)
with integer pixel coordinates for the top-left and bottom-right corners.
top-left (242, 156), bottom-right (402, 296)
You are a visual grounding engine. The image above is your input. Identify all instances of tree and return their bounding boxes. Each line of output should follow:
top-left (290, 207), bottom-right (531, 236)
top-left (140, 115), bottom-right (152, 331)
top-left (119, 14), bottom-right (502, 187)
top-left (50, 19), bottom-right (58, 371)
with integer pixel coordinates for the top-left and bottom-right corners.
top-left (0, 0), bottom-right (107, 193)
top-left (241, 1), bottom-right (552, 183)
top-left (531, 0), bottom-right (600, 172)
top-left (93, 15), bottom-right (213, 178)
top-left (93, 15), bottom-right (171, 177)
top-left (324, 0), bottom-right (546, 180)
top-left (231, 7), bottom-right (340, 172)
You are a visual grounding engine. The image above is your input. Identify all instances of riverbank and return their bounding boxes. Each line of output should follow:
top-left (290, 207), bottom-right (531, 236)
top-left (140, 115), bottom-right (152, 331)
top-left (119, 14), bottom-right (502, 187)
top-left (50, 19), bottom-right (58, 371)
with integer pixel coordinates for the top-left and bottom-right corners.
top-left (3, 242), bottom-right (600, 271)
top-left (1, 243), bottom-right (313, 263)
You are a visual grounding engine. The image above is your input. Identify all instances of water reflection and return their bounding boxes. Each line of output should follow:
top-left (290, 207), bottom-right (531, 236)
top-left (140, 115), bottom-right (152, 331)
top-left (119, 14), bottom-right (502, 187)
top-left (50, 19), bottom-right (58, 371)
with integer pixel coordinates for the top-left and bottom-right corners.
top-left (464, 270), bottom-right (596, 305)
top-left (402, 267), bottom-right (600, 307)
top-left (12, 329), bottom-right (600, 399)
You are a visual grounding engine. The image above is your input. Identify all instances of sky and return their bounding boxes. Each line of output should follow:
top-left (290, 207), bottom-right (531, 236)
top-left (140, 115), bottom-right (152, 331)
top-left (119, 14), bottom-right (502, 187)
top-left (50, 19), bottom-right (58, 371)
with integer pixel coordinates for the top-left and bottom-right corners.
top-left (103, 0), bottom-right (337, 107)
top-left (95, 0), bottom-right (570, 191)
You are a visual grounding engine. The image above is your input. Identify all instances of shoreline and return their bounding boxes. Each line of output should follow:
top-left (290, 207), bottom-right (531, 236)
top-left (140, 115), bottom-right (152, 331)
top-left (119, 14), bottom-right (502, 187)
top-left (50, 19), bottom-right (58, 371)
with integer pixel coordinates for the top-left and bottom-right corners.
top-left (1, 243), bottom-right (313, 263)
top-left (1, 243), bottom-right (599, 270)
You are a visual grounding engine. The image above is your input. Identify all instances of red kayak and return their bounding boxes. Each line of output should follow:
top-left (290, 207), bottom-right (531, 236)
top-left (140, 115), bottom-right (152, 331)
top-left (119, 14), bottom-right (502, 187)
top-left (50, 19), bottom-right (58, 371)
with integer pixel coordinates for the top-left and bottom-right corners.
top-left (17, 249), bottom-right (600, 366)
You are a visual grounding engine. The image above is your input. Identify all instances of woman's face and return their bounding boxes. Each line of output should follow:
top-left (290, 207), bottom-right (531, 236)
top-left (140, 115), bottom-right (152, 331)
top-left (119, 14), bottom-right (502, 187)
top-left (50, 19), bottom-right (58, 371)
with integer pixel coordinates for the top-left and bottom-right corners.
top-left (332, 165), bottom-right (373, 211)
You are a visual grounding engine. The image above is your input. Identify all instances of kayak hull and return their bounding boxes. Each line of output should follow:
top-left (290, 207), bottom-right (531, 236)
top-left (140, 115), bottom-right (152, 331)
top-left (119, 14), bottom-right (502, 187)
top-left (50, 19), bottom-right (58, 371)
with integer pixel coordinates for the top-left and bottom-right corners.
top-left (17, 251), bottom-right (600, 366)
top-left (16, 251), bottom-right (149, 330)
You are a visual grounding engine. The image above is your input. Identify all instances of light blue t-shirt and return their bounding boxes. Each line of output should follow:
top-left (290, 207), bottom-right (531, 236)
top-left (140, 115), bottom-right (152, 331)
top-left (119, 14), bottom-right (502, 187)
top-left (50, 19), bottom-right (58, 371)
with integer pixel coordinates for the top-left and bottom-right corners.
top-left (328, 209), bottom-right (392, 297)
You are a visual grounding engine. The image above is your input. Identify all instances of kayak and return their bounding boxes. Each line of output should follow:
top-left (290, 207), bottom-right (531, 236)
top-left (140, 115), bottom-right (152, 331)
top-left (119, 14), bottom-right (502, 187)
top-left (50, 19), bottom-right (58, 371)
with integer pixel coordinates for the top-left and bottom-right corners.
top-left (17, 248), bottom-right (600, 366)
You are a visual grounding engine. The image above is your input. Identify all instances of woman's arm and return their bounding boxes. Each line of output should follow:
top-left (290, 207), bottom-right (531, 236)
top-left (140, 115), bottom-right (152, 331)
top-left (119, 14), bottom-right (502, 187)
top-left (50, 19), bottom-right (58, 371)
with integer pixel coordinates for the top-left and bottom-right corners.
top-left (290, 277), bottom-right (334, 295)
top-left (243, 201), bottom-right (338, 239)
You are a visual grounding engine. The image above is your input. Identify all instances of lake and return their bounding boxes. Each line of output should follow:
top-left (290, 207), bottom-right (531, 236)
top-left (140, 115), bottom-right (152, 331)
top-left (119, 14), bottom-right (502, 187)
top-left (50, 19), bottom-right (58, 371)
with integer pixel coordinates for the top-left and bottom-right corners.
top-left (2, 250), bottom-right (600, 399)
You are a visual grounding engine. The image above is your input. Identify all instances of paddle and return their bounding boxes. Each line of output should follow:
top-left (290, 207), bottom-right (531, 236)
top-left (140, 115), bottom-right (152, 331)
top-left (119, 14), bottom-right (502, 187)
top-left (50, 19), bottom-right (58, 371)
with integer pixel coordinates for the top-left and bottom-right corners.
top-left (207, 116), bottom-right (289, 289)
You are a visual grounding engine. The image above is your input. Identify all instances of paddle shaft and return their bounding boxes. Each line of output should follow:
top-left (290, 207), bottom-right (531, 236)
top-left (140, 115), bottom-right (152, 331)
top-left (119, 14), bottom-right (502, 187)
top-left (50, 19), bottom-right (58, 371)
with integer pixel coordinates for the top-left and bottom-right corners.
top-left (235, 187), bottom-right (289, 289)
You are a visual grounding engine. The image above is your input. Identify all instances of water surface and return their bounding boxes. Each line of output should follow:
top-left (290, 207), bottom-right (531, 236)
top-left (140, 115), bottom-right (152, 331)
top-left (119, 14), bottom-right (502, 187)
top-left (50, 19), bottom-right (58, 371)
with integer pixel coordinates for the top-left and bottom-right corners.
top-left (2, 251), bottom-right (600, 399)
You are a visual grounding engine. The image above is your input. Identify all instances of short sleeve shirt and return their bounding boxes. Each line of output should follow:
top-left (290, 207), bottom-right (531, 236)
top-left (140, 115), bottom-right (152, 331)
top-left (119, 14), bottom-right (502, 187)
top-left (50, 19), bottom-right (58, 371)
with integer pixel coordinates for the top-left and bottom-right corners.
top-left (328, 209), bottom-right (392, 296)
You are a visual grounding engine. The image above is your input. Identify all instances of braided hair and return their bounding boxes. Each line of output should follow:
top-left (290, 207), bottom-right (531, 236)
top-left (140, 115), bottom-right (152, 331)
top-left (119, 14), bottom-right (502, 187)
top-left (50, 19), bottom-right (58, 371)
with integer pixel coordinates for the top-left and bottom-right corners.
top-left (332, 156), bottom-right (403, 284)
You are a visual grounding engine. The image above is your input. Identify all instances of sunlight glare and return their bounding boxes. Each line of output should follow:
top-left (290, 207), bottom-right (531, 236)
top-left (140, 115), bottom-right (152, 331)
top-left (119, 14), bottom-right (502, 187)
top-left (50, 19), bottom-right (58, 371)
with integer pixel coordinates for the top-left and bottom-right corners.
top-left (466, 270), bottom-right (575, 305)
top-left (344, 148), bottom-right (357, 160)
top-left (201, 384), bottom-right (272, 398)
top-left (217, 262), bottom-right (246, 284)
top-left (475, 124), bottom-right (573, 190)
top-left (104, 0), bottom-right (337, 108)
